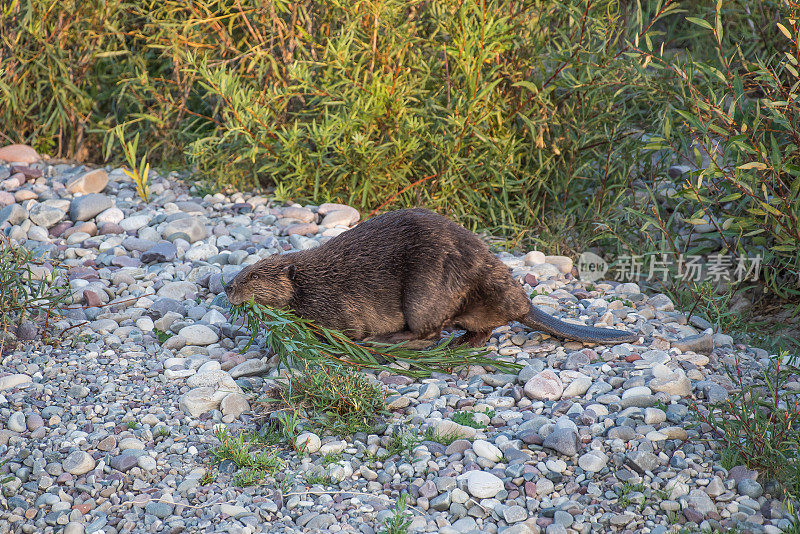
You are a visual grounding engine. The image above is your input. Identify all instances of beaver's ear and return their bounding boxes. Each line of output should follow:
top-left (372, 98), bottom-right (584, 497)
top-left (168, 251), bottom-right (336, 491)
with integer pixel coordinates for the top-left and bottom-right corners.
top-left (283, 264), bottom-right (297, 280)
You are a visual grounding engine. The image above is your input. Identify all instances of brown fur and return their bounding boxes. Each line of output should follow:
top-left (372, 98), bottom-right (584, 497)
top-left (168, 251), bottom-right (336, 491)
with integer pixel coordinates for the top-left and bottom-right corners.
top-left (225, 209), bottom-right (638, 347)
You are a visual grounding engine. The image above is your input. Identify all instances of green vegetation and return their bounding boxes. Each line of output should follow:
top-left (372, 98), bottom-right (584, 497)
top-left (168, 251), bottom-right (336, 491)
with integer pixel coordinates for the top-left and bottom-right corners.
top-left (231, 301), bottom-right (520, 378)
top-left (384, 429), bottom-right (423, 460)
top-left (616, 481), bottom-right (646, 508)
top-left (271, 360), bottom-right (386, 436)
top-left (379, 494), bottom-right (413, 534)
top-left (421, 426), bottom-right (460, 447)
top-left (209, 427), bottom-right (282, 486)
top-left (3, 0), bottom-right (797, 307)
top-left (153, 329), bottom-right (173, 344)
top-left (692, 351), bottom-right (800, 499)
top-left (305, 471), bottom-right (333, 487)
top-left (0, 236), bottom-right (70, 357)
top-left (199, 469), bottom-right (217, 486)
top-left (451, 410), bottom-right (494, 429)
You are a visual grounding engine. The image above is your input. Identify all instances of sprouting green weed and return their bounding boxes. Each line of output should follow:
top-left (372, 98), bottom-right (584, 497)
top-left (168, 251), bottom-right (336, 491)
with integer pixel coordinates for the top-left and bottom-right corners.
top-left (305, 471), bottom-right (333, 486)
top-left (199, 469), bottom-right (217, 486)
top-left (153, 329), bottom-right (173, 344)
top-left (379, 493), bottom-right (413, 534)
top-left (210, 427), bottom-right (281, 476)
top-left (321, 452), bottom-right (342, 466)
top-left (234, 468), bottom-right (265, 487)
top-left (421, 427), bottom-right (459, 446)
top-left (451, 409), bottom-right (493, 429)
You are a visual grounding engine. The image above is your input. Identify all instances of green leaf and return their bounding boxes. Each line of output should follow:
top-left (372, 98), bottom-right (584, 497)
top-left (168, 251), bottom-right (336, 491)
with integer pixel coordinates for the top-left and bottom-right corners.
top-left (737, 162), bottom-right (768, 170)
top-left (686, 17), bottom-right (713, 31)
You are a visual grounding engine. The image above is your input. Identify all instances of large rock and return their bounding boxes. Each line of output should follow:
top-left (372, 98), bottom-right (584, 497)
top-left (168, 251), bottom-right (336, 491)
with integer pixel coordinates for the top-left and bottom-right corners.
top-left (157, 281), bottom-right (197, 300)
top-left (0, 144), bottom-right (38, 164)
top-left (318, 203), bottom-right (360, 224)
top-left (673, 333), bottom-right (714, 355)
top-left (67, 169), bottom-right (108, 194)
top-left (142, 242), bottom-right (177, 263)
top-left (524, 369), bottom-right (563, 400)
top-left (163, 217), bottom-right (207, 243)
top-left (295, 432), bottom-right (322, 453)
top-left (62, 450), bottom-right (96, 476)
top-left (0, 204), bottom-right (28, 226)
top-left (280, 206), bottom-right (315, 223)
top-left (472, 440), bottom-right (502, 463)
top-left (649, 369), bottom-right (692, 396)
top-left (179, 387), bottom-right (227, 417)
top-left (229, 358), bottom-right (269, 378)
top-left (320, 209), bottom-right (359, 228)
top-left (434, 419), bottom-right (477, 440)
top-left (179, 325), bottom-right (219, 346)
top-left (220, 393), bottom-right (250, 417)
top-left (70, 194), bottom-right (113, 222)
top-left (0, 374), bottom-right (32, 391)
top-left (542, 427), bottom-right (579, 456)
top-left (686, 489), bottom-right (717, 516)
top-left (461, 471), bottom-right (504, 499)
top-left (29, 202), bottom-right (66, 228)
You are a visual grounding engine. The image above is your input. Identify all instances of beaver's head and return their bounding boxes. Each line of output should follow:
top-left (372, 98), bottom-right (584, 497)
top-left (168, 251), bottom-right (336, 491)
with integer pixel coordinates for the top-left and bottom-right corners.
top-left (225, 257), bottom-right (296, 308)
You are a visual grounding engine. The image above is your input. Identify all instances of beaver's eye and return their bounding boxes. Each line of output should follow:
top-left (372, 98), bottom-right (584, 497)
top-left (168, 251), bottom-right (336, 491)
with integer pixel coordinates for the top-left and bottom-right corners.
top-left (248, 272), bottom-right (259, 282)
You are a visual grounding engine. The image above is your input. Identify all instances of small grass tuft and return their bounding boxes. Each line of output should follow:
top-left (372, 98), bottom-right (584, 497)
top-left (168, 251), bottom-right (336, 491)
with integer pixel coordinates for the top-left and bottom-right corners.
top-left (420, 427), bottom-right (460, 446)
top-left (692, 351), bottom-right (800, 499)
top-left (321, 452), bottom-right (342, 466)
top-left (199, 469), bottom-right (217, 486)
top-left (616, 482), bottom-right (646, 508)
top-left (234, 467), bottom-right (265, 487)
top-left (379, 493), bottom-right (413, 534)
top-left (451, 410), bottom-right (493, 429)
top-left (153, 329), bottom-right (173, 344)
top-left (266, 361), bottom-right (386, 436)
top-left (210, 427), bottom-right (281, 476)
top-left (384, 429), bottom-right (421, 459)
top-left (305, 471), bottom-right (333, 486)
top-left (0, 236), bottom-right (70, 357)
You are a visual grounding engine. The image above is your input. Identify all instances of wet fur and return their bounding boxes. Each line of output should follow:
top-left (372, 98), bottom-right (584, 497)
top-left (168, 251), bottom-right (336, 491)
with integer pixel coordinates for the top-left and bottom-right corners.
top-left (226, 209), bottom-right (638, 347)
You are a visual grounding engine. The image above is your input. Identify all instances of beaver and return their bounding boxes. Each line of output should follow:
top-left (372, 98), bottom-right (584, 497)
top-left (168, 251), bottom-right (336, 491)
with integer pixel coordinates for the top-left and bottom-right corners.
top-left (225, 208), bottom-right (638, 348)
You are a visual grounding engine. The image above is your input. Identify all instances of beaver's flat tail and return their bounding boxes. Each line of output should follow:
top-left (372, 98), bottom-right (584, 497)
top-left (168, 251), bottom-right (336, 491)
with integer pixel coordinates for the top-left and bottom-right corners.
top-left (521, 305), bottom-right (638, 344)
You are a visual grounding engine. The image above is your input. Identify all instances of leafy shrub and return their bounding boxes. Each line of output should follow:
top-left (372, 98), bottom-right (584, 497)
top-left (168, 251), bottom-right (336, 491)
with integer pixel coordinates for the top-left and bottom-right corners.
top-left (2, 0), bottom-right (796, 304)
top-left (692, 352), bottom-right (800, 498)
top-left (633, 3), bottom-right (800, 300)
top-left (276, 361), bottom-right (386, 435)
top-left (0, 236), bottom-right (69, 357)
top-left (1, 0), bottom-right (676, 240)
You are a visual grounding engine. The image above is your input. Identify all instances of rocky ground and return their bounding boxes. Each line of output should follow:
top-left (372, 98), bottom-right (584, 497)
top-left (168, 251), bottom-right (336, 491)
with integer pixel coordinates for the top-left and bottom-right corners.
top-left (0, 144), bottom-right (796, 534)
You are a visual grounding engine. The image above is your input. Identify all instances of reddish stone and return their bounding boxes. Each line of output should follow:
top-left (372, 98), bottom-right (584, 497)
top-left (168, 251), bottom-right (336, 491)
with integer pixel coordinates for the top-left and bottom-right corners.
top-left (83, 289), bottom-right (103, 307)
top-left (73, 502), bottom-right (93, 514)
top-left (625, 354), bottom-right (642, 362)
top-left (524, 481), bottom-right (537, 497)
top-left (68, 266), bottom-right (99, 281)
top-left (99, 223), bottom-right (124, 235)
top-left (0, 144), bottom-right (39, 164)
top-left (524, 273), bottom-right (538, 287)
top-left (10, 166), bottom-right (42, 179)
top-left (49, 221), bottom-right (73, 237)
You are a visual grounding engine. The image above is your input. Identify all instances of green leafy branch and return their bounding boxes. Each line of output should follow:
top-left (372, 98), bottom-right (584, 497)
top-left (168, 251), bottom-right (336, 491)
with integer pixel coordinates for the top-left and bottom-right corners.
top-left (111, 124), bottom-right (151, 203)
top-left (229, 301), bottom-right (520, 378)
